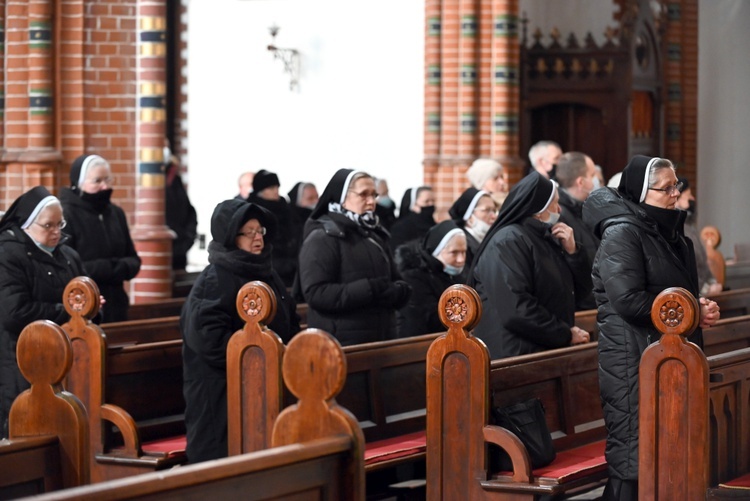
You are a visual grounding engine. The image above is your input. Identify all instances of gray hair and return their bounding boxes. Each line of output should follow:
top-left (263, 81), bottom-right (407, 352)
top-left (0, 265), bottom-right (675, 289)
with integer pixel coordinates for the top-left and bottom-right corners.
top-left (647, 158), bottom-right (676, 188)
top-left (528, 140), bottom-right (561, 168)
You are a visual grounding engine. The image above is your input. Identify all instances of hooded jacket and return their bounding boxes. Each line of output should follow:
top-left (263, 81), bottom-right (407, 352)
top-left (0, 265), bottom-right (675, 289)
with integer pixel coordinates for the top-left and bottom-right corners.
top-left (181, 200), bottom-right (299, 463)
top-left (298, 169), bottom-right (410, 346)
top-left (471, 172), bottom-right (592, 359)
top-left (582, 183), bottom-right (701, 482)
top-left (59, 154), bottom-right (141, 322)
top-left (0, 187), bottom-right (87, 437)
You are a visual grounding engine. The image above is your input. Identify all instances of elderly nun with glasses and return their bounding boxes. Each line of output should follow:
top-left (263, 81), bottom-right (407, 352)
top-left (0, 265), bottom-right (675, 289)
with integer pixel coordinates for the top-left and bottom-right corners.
top-left (181, 199), bottom-right (299, 463)
top-left (297, 169), bottom-right (411, 346)
top-left (582, 155), bottom-right (720, 500)
top-left (0, 186), bottom-right (89, 437)
top-left (59, 154), bottom-right (141, 322)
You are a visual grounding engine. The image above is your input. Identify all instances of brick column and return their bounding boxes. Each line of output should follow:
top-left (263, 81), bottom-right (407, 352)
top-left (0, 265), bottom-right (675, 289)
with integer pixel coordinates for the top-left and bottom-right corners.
top-left (425, 0), bottom-right (523, 212)
top-left (663, 0), bottom-right (697, 182)
top-left (130, 1), bottom-right (174, 303)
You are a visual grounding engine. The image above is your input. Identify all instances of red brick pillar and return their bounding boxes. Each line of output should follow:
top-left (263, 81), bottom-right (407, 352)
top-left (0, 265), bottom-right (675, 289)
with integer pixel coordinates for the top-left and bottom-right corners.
top-left (663, 0), bottom-right (697, 181)
top-left (130, 2), bottom-right (174, 303)
top-left (424, 0), bottom-right (523, 213)
top-left (0, 3), bottom-right (5, 156)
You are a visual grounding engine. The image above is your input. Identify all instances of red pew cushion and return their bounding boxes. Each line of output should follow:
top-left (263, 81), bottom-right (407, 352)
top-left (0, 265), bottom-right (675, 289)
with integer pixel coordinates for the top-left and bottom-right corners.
top-left (495, 440), bottom-right (607, 484)
top-left (720, 473), bottom-right (750, 490)
top-left (140, 435), bottom-right (187, 458)
top-left (364, 431), bottom-right (427, 466)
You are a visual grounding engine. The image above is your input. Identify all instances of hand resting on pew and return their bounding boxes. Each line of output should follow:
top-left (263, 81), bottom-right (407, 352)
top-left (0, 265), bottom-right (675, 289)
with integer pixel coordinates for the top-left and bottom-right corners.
top-left (570, 326), bottom-right (590, 345)
top-left (699, 296), bottom-right (720, 329)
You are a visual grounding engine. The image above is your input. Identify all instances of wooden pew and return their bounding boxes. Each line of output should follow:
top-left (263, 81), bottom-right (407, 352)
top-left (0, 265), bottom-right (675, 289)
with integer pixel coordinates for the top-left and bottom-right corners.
top-left (426, 285), bottom-right (607, 500)
top-left (27, 328), bottom-right (365, 501)
top-left (0, 320), bottom-right (89, 497)
top-left (639, 287), bottom-right (750, 499)
top-left (708, 287), bottom-right (750, 319)
top-left (125, 298), bottom-right (185, 321)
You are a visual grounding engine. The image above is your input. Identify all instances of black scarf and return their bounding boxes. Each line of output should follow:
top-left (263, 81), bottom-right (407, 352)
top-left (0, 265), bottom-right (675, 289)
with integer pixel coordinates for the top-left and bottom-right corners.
top-left (207, 241), bottom-right (276, 280)
top-left (80, 189), bottom-right (113, 213)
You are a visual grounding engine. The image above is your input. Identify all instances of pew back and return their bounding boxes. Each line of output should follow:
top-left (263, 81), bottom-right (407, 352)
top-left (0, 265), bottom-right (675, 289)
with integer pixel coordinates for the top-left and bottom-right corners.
top-left (0, 319), bottom-right (89, 496)
top-left (30, 329), bottom-right (365, 501)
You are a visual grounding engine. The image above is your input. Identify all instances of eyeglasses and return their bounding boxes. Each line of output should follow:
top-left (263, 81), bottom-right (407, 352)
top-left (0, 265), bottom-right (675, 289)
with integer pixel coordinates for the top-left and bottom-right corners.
top-left (34, 220), bottom-right (67, 231)
top-left (350, 190), bottom-right (378, 201)
top-left (237, 227), bottom-right (266, 239)
top-left (648, 181), bottom-right (684, 196)
top-left (86, 176), bottom-right (112, 186)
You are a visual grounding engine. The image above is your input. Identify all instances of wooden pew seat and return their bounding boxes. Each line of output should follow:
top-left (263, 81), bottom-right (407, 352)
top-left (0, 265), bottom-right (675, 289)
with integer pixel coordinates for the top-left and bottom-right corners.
top-left (363, 430), bottom-right (426, 468)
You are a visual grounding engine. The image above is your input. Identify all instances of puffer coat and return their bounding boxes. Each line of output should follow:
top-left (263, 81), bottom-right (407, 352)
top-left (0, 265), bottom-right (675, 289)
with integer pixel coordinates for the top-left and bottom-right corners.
top-left (582, 187), bottom-right (701, 481)
top-left (298, 213), bottom-right (407, 345)
top-left (0, 227), bottom-right (86, 437)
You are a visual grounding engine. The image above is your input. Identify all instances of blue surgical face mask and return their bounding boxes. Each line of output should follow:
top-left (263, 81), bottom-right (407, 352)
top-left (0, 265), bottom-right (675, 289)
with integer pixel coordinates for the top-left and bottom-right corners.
top-left (35, 241), bottom-right (57, 254)
top-left (444, 264), bottom-right (464, 276)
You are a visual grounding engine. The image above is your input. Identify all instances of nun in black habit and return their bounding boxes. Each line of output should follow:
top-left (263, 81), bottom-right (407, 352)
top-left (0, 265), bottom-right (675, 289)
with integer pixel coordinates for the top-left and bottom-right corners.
top-left (581, 155), bottom-right (720, 500)
top-left (297, 169), bottom-right (411, 346)
top-left (470, 172), bottom-right (592, 359)
top-left (448, 187), bottom-right (496, 282)
top-left (0, 187), bottom-right (88, 437)
top-left (59, 154), bottom-right (141, 322)
top-left (395, 220), bottom-right (467, 337)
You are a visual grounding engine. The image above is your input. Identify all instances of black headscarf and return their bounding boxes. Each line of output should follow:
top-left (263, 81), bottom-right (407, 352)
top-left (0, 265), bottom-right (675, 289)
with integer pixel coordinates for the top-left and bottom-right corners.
top-left (288, 182), bottom-right (303, 206)
top-left (448, 188), bottom-right (489, 227)
top-left (422, 220), bottom-right (464, 256)
top-left (398, 188), bottom-right (415, 220)
top-left (309, 168), bottom-right (361, 220)
top-left (69, 154), bottom-right (106, 191)
top-left (210, 199), bottom-right (277, 249)
top-left (468, 172), bottom-right (556, 282)
top-left (617, 155), bottom-right (661, 203)
top-left (0, 186), bottom-right (58, 233)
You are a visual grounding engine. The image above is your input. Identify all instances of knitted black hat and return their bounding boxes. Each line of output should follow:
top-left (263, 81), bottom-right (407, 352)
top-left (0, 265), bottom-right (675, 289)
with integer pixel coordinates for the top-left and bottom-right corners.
top-left (252, 169), bottom-right (280, 193)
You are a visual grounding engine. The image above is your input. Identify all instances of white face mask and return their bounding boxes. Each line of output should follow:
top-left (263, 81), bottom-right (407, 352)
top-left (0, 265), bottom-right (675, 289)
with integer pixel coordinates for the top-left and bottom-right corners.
top-left (443, 264), bottom-right (464, 276)
top-left (591, 175), bottom-right (601, 191)
top-left (542, 211), bottom-right (560, 226)
top-left (469, 217), bottom-right (492, 241)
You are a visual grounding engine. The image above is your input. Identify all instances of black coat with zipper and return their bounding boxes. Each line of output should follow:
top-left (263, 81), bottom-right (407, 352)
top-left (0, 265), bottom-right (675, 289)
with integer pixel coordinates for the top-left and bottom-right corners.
top-left (298, 213), bottom-right (407, 346)
top-left (582, 187), bottom-right (701, 482)
top-left (472, 217), bottom-right (592, 359)
top-left (0, 227), bottom-right (87, 437)
top-left (59, 188), bottom-right (140, 322)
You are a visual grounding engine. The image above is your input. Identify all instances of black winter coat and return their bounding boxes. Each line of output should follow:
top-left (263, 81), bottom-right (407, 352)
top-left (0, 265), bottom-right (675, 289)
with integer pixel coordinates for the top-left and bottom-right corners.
top-left (388, 211), bottom-right (435, 252)
top-left (246, 194), bottom-right (299, 287)
top-left (582, 187), bottom-right (701, 482)
top-left (395, 244), bottom-right (456, 337)
top-left (59, 188), bottom-right (140, 322)
top-left (558, 188), bottom-right (600, 310)
top-left (472, 217), bottom-right (592, 359)
top-left (298, 214), bottom-right (407, 345)
top-left (181, 243), bottom-right (299, 463)
top-left (0, 227), bottom-right (86, 437)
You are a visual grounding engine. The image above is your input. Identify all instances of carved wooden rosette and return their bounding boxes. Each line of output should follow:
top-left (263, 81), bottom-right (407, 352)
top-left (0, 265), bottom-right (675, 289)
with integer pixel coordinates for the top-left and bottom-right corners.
top-left (236, 280), bottom-right (277, 326)
top-left (63, 276), bottom-right (101, 319)
top-left (649, 286), bottom-right (699, 339)
top-left (438, 284), bottom-right (483, 333)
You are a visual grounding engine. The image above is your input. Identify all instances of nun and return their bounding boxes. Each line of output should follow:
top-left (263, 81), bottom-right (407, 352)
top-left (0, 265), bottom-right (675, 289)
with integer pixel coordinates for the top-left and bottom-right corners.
top-left (0, 186), bottom-right (88, 437)
top-left (448, 187), bottom-right (497, 281)
top-left (395, 220), bottom-right (467, 337)
top-left (297, 169), bottom-right (411, 346)
top-left (470, 171), bottom-right (592, 359)
top-left (181, 199), bottom-right (299, 463)
top-left (389, 186), bottom-right (437, 251)
top-left (582, 155), bottom-right (720, 500)
top-left (59, 154), bottom-right (141, 322)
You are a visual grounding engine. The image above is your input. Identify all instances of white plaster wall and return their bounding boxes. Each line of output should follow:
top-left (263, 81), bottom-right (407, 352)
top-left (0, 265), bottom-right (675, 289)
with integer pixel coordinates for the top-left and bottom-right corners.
top-left (187, 0), bottom-right (425, 267)
top-left (698, 0), bottom-right (750, 261)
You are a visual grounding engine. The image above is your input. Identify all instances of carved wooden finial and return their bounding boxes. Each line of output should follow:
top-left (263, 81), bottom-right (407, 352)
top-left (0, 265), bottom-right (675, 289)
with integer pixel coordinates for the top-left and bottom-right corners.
top-left (650, 287), bottom-right (699, 339)
top-left (566, 32), bottom-right (579, 49)
top-left (63, 276), bottom-right (100, 320)
top-left (700, 225), bottom-right (725, 285)
top-left (438, 284), bottom-right (482, 332)
top-left (236, 280), bottom-right (277, 326)
top-left (532, 27), bottom-right (543, 48)
top-left (549, 26), bottom-right (561, 47)
top-left (17, 320), bottom-right (72, 387)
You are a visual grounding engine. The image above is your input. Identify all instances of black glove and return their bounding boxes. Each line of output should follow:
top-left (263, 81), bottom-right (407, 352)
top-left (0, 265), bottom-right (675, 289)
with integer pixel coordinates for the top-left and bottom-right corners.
top-left (369, 277), bottom-right (391, 297)
top-left (381, 280), bottom-right (412, 308)
top-left (111, 259), bottom-right (130, 283)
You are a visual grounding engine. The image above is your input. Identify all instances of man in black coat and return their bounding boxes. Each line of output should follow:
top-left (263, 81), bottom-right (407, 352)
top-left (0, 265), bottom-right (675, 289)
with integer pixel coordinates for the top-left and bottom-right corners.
top-left (245, 169), bottom-right (299, 287)
top-left (555, 151), bottom-right (601, 310)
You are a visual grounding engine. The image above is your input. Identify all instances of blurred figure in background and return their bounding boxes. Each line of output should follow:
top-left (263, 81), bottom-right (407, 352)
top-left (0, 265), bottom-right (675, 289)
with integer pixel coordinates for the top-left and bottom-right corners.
top-left (235, 171), bottom-right (254, 201)
top-left (165, 155), bottom-right (198, 270)
top-left (528, 140), bottom-right (562, 179)
top-left (374, 178), bottom-right (396, 230)
top-left (448, 187), bottom-right (497, 281)
top-left (467, 158), bottom-right (508, 207)
top-left (389, 186), bottom-right (436, 251)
